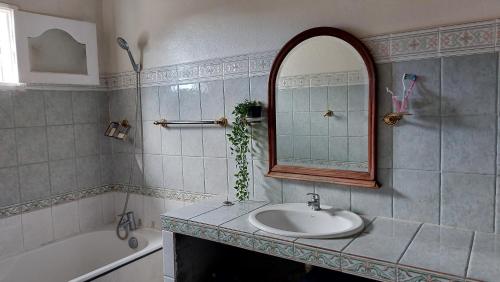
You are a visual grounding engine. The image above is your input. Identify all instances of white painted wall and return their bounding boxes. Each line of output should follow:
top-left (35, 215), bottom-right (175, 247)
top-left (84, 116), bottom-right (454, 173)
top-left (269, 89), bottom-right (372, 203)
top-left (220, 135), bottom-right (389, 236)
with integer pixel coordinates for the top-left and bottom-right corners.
top-left (101, 0), bottom-right (500, 73)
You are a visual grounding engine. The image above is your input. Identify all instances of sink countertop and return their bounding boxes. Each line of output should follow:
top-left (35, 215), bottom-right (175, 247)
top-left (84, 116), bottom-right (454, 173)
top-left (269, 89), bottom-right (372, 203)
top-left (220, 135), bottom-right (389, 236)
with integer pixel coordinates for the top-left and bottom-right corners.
top-left (161, 200), bottom-right (500, 282)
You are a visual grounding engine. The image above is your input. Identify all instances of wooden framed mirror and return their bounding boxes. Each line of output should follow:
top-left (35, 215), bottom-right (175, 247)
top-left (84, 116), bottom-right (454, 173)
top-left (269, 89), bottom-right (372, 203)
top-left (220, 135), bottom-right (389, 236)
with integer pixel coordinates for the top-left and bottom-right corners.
top-left (268, 27), bottom-right (378, 188)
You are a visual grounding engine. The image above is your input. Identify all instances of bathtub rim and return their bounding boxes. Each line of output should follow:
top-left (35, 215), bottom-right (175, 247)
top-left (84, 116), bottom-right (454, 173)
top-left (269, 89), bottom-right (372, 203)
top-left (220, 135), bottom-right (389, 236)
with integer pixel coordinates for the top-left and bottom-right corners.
top-left (66, 226), bottom-right (162, 282)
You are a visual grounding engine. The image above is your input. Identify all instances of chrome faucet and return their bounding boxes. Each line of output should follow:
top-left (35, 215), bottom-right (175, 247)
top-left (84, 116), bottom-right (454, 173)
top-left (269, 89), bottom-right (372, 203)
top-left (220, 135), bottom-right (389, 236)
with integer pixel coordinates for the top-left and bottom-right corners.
top-left (118, 211), bottom-right (137, 232)
top-left (306, 193), bottom-right (321, 211)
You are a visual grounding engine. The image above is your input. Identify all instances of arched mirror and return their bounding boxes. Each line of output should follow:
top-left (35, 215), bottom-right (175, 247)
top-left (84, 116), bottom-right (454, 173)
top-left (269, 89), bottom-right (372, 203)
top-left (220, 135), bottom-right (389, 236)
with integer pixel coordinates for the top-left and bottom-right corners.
top-left (268, 27), bottom-right (378, 188)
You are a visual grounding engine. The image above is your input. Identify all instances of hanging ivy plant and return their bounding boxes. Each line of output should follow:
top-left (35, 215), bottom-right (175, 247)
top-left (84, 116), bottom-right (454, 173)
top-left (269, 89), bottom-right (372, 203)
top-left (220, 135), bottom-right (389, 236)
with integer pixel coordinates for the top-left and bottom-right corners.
top-left (227, 99), bottom-right (260, 201)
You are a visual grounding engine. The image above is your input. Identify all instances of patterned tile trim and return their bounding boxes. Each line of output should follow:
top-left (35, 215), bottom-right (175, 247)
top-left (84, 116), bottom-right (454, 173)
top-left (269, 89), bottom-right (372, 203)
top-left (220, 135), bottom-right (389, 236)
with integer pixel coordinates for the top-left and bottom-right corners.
top-left (0, 185), bottom-right (114, 218)
top-left (253, 234), bottom-right (295, 259)
top-left (397, 266), bottom-right (464, 282)
top-left (341, 254), bottom-right (397, 282)
top-left (162, 217), bottom-right (191, 235)
top-left (294, 243), bottom-right (342, 270)
top-left (219, 228), bottom-right (254, 250)
top-left (101, 51), bottom-right (277, 90)
top-left (114, 184), bottom-right (215, 202)
top-left (188, 222), bottom-right (219, 242)
top-left (0, 184), bottom-right (214, 219)
top-left (101, 18), bottom-right (500, 90)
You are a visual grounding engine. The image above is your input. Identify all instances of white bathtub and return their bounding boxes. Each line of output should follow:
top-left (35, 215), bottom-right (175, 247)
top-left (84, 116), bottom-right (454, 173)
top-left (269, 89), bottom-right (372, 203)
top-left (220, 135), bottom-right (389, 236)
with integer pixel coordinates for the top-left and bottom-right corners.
top-left (0, 225), bottom-right (162, 282)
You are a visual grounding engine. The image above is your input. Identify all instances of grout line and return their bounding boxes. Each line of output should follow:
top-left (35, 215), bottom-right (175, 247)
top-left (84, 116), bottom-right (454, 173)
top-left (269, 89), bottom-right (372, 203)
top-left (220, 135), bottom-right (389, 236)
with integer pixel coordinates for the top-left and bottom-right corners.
top-left (42, 93), bottom-right (56, 241)
top-left (175, 85), bottom-right (185, 192)
top-left (439, 57), bottom-right (443, 226)
top-left (464, 231), bottom-right (476, 279)
top-left (494, 51), bottom-right (499, 233)
top-left (396, 223), bottom-right (423, 263)
top-left (11, 91), bottom-right (22, 214)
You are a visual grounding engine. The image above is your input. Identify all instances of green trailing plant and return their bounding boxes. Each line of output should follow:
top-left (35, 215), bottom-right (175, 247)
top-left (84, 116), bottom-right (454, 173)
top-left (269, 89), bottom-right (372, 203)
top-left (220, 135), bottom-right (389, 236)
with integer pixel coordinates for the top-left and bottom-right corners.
top-left (227, 100), bottom-right (260, 201)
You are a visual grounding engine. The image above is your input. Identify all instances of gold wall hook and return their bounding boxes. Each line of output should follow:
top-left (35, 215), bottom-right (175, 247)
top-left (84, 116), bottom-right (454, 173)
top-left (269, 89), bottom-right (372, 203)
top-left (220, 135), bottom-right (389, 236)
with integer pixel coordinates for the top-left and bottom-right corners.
top-left (383, 112), bottom-right (411, 126)
top-left (323, 110), bottom-right (334, 117)
top-left (153, 119), bottom-right (168, 128)
top-left (215, 117), bottom-right (228, 127)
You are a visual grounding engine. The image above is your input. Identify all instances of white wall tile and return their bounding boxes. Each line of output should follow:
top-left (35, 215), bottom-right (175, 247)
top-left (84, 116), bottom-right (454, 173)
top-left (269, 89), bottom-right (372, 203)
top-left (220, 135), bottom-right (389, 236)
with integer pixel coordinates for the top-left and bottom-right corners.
top-left (200, 80), bottom-right (224, 119)
top-left (0, 215), bottom-right (23, 260)
top-left (161, 128), bottom-right (182, 155)
top-left (202, 127), bottom-right (227, 158)
top-left (179, 83), bottom-right (201, 120)
top-left (78, 196), bottom-right (104, 232)
top-left (282, 180), bottom-right (314, 203)
top-left (182, 157), bottom-right (205, 193)
top-left (163, 156), bottom-right (183, 190)
top-left (53, 202), bottom-right (79, 240)
top-left (144, 154), bottom-right (164, 187)
top-left (22, 208), bottom-right (54, 250)
top-left (204, 158), bottom-right (228, 195)
top-left (144, 196), bottom-right (166, 229)
top-left (180, 128), bottom-right (203, 157)
top-left (165, 199), bottom-right (185, 211)
top-left (127, 193), bottom-right (145, 227)
top-left (102, 192), bottom-right (116, 224)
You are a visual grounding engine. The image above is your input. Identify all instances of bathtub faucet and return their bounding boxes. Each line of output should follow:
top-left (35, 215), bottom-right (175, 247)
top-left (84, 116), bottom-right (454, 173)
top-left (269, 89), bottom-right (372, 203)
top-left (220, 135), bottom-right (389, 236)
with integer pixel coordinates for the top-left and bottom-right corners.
top-left (118, 211), bottom-right (137, 232)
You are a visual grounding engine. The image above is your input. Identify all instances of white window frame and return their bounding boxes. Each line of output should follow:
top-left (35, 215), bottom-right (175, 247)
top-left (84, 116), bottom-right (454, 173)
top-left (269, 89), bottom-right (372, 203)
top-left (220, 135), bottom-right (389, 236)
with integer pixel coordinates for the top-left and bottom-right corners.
top-left (0, 3), bottom-right (19, 85)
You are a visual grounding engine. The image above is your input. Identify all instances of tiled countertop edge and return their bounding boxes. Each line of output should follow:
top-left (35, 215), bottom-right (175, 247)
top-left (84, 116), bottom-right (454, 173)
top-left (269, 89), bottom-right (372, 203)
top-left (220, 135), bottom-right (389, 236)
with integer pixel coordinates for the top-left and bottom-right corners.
top-left (161, 210), bottom-right (481, 282)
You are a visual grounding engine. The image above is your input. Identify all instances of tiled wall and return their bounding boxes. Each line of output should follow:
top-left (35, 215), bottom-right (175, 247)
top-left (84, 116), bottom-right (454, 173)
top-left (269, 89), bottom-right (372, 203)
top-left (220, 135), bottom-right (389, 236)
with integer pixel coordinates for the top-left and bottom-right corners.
top-left (0, 89), bottom-right (111, 208)
top-left (108, 51), bottom-right (500, 234)
top-left (0, 193), bottom-right (113, 261)
top-left (0, 189), bottom-right (184, 261)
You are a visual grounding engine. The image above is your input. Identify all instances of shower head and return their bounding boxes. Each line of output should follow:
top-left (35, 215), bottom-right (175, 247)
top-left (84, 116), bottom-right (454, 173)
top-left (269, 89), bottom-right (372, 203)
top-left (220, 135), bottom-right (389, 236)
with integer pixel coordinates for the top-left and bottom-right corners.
top-left (117, 37), bottom-right (130, 51)
top-left (116, 37), bottom-right (140, 73)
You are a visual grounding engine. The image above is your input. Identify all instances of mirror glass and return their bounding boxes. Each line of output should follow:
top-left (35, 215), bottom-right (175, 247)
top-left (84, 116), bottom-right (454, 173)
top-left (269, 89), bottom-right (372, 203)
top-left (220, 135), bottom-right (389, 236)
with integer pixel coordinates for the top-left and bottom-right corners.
top-left (276, 36), bottom-right (369, 172)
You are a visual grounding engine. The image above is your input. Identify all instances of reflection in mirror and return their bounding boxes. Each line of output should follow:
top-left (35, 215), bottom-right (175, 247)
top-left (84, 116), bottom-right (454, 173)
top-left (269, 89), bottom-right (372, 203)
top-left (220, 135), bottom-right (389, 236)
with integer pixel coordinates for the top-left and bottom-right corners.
top-left (275, 36), bottom-right (368, 172)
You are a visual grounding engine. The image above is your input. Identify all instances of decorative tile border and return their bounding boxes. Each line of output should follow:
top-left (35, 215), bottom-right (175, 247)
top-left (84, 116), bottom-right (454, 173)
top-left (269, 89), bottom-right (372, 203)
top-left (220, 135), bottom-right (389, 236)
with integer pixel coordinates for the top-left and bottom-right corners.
top-left (294, 243), bottom-right (342, 271)
top-left (341, 255), bottom-right (397, 282)
top-left (219, 228), bottom-right (254, 250)
top-left (188, 222), bottom-right (219, 242)
top-left (0, 184), bottom-right (215, 219)
top-left (397, 266), bottom-right (464, 282)
top-left (162, 217), bottom-right (191, 235)
top-left (101, 51), bottom-right (277, 90)
top-left (101, 18), bottom-right (500, 90)
top-left (0, 185), bottom-right (113, 218)
top-left (253, 234), bottom-right (295, 259)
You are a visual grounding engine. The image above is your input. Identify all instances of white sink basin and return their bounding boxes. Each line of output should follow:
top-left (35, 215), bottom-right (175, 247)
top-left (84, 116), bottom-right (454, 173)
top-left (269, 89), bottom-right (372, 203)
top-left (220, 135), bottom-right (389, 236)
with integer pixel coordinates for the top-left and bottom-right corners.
top-left (248, 203), bottom-right (364, 239)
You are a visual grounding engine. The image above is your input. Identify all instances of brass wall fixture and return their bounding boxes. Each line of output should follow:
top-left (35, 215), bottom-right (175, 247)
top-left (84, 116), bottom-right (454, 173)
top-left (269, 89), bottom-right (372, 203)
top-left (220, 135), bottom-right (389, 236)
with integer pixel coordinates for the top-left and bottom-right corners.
top-left (153, 117), bottom-right (228, 128)
top-left (323, 110), bottom-right (334, 117)
top-left (383, 112), bottom-right (411, 126)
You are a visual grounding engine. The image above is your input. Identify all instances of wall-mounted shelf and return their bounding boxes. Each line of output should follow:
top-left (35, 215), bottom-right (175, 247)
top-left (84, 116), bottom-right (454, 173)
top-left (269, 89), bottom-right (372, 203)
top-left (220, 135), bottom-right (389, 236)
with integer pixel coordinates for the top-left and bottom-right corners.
top-left (14, 11), bottom-right (99, 85)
